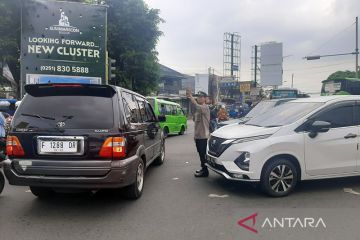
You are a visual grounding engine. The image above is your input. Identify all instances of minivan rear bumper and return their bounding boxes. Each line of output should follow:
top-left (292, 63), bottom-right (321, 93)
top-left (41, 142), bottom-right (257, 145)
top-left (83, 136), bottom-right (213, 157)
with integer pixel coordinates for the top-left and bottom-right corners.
top-left (3, 156), bottom-right (139, 189)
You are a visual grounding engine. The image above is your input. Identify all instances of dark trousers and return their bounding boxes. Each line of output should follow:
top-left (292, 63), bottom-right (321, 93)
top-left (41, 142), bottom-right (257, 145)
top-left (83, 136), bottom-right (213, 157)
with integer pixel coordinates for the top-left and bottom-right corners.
top-left (195, 139), bottom-right (208, 170)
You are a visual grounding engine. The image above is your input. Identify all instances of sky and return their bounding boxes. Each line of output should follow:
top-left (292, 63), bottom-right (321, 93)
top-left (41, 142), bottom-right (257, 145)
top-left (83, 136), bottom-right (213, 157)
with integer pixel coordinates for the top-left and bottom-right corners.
top-left (145, 0), bottom-right (360, 93)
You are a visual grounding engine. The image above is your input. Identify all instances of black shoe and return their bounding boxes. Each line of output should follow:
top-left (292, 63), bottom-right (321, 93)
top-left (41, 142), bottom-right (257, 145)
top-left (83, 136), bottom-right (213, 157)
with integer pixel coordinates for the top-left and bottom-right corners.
top-left (194, 169), bottom-right (209, 177)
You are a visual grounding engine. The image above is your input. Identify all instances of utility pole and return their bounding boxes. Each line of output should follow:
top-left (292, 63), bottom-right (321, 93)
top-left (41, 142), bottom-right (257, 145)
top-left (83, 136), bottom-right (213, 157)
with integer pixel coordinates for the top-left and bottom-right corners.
top-left (291, 73), bottom-right (294, 88)
top-left (305, 17), bottom-right (359, 78)
top-left (356, 16), bottom-right (359, 78)
top-left (230, 34), bottom-right (234, 78)
top-left (254, 45), bottom-right (258, 87)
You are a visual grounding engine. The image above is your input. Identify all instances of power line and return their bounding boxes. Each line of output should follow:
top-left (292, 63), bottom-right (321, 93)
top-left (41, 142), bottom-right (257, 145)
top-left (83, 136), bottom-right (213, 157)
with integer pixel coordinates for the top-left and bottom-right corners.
top-left (294, 67), bottom-right (354, 76)
top-left (283, 61), bottom-right (354, 72)
top-left (306, 22), bottom-right (355, 56)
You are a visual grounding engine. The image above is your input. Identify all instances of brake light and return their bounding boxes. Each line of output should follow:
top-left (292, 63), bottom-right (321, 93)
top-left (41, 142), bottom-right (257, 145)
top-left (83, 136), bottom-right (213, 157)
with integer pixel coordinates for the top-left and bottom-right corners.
top-left (99, 137), bottom-right (126, 159)
top-left (52, 84), bottom-right (83, 88)
top-left (6, 136), bottom-right (25, 157)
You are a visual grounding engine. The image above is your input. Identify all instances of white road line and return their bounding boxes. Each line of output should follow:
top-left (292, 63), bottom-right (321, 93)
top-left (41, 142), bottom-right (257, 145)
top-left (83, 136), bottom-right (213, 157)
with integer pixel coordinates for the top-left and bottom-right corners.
top-left (344, 188), bottom-right (360, 195)
top-left (208, 194), bottom-right (229, 198)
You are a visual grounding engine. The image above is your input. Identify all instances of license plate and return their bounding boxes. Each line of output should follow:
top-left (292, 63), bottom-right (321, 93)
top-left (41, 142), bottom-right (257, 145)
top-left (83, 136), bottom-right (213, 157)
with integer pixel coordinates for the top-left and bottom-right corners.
top-left (39, 141), bottom-right (78, 154)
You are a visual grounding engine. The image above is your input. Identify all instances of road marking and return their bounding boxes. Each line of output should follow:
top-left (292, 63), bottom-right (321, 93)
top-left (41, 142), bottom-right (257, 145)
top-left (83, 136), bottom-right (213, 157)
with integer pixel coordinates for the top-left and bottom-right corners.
top-left (25, 190), bottom-right (31, 193)
top-left (208, 194), bottom-right (229, 198)
top-left (185, 161), bottom-right (189, 164)
top-left (172, 177), bottom-right (179, 180)
top-left (344, 188), bottom-right (360, 195)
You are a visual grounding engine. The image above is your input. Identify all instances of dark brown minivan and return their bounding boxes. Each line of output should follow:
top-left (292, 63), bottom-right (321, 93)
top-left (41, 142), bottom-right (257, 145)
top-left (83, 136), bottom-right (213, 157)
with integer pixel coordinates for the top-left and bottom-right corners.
top-left (4, 84), bottom-right (165, 199)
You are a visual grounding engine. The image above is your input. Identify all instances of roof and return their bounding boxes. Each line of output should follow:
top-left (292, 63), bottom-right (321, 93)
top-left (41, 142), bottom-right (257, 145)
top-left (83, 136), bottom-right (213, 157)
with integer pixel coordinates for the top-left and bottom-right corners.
top-left (159, 64), bottom-right (185, 79)
top-left (116, 86), bottom-right (144, 98)
top-left (290, 95), bottom-right (360, 103)
top-left (147, 97), bottom-right (180, 106)
top-left (322, 78), bottom-right (360, 83)
top-left (272, 88), bottom-right (298, 91)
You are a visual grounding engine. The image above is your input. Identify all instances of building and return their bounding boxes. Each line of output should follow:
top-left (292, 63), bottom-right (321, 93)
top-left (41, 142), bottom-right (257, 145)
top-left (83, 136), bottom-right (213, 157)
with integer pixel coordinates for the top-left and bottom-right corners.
top-left (158, 64), bottom-right (186, 95)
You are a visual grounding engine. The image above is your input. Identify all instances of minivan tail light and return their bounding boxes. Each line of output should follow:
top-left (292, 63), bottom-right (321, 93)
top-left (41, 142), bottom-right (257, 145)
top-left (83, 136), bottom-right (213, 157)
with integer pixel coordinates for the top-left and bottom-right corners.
top-left (52, 84), bottom-right (83, 88)
top-left (99, 137), bottom-right (126, 159)
top-left (6, 136), bottom-right (25, 157)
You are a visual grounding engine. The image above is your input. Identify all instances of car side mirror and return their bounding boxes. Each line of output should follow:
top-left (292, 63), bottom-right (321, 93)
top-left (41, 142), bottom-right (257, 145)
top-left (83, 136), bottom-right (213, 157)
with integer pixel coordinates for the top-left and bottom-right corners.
top-left (308, 120), bottom-right (331, 138)
top-left (158, 115), bottom-right (166, 122)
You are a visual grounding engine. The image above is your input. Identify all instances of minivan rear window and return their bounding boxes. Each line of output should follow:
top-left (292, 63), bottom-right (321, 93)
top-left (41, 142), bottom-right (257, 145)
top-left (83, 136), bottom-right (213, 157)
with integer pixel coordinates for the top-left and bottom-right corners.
top-left (13, 94), bottom-right (114, 130)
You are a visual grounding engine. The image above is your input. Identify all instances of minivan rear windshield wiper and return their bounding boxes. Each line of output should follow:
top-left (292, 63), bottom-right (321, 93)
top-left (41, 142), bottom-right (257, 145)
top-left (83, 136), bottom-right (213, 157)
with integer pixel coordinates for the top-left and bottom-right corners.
top-left (21, 113), bottom-right (55, 120)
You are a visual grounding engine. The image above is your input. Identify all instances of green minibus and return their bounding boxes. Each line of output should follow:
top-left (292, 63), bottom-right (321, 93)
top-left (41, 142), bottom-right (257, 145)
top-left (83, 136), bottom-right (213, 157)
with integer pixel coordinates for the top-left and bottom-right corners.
top-left (147, 97), bottom-right (187, 137)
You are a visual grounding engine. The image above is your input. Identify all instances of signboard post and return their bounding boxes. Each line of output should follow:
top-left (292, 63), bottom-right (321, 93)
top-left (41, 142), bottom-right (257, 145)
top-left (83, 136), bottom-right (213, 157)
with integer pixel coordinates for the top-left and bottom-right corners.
top-left (21, 0), bottom-right (107, 96)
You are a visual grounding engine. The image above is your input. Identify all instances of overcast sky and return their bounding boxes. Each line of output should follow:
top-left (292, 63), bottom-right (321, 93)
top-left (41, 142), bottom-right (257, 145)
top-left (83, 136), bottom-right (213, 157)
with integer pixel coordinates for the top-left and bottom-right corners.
top-left (145, 0), bottom-right (359, 93)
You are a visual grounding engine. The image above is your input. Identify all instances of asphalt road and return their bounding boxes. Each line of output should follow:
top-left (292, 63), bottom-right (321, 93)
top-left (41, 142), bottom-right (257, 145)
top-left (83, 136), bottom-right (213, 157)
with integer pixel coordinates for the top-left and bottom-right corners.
top-left (1, 121), bottom-right (360, 240)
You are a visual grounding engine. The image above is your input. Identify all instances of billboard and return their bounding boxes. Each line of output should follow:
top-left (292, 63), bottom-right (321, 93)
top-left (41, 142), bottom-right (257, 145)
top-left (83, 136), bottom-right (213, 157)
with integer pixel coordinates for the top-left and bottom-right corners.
top-left (195, 74), bottom-right (209, 95)
top-left (260, 42), bottom-right (283, 86)
top-left (239, 82), bottom-right (251, 92)
top-left (21, 0), bottom-right (107, 96)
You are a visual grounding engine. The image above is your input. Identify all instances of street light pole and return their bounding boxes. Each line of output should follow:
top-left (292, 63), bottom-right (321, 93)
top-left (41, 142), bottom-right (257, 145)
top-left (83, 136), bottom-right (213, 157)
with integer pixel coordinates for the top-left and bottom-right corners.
top-left (291, 73), bottom-right (294, 88)
top-left (356, 16), bottom-right (359, 78)
top-left (304, 17), bottom-right (359, 78)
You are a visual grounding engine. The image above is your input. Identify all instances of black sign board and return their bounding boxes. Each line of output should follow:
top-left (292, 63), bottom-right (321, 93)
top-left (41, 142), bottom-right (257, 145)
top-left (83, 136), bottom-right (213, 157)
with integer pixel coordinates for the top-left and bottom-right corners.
top-left (21, 0), bottom-right (107, 96)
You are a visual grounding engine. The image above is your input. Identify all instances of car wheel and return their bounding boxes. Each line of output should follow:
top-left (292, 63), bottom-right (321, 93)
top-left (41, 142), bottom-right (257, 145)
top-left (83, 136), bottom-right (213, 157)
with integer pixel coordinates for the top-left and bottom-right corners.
top-left (163, 127), bottom-right (169, 138)
top-left (178, 126), bottom-right (185, 135)
top-left (30, 186), bottom-right (54, 198)
top-left (153, 141), bottom-right (165, 166)
top-left (123, 159), bottom-right (145, 199)
top-left (260, 158), bottom-right (298, 197)
top-left (0, 172), bottom-right (4, 195)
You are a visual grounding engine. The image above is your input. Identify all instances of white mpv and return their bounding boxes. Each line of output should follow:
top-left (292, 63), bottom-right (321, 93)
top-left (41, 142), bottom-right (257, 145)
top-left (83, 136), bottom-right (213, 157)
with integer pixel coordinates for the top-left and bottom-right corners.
top-left (207, 96), bottom-right (360, 197)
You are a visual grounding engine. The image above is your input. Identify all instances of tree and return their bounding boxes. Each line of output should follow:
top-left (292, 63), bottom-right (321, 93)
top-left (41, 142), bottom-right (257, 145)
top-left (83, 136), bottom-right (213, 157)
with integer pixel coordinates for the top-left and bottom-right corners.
top-left (106, 0), bottom-right (163, 95)
top-left (67, 0), bottom-right (164, 95)
top-left (0, 0), bottom-right (21, 86)
top-left (327, 70), bottom-right (357, 80)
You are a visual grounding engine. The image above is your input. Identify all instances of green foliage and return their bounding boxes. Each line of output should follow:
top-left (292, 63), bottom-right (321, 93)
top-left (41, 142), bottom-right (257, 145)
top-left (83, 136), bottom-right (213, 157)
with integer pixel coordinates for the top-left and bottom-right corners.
top-left (327, 70), bottom-right (357, 80)
top-left (0, 0), bottom-right (21, 84)
top-left (333, 90), bottom-right (350, 95)
top-left (0, 0), bottom-right (163, 96)
top-left (107, 0), bottom-right (163, 95)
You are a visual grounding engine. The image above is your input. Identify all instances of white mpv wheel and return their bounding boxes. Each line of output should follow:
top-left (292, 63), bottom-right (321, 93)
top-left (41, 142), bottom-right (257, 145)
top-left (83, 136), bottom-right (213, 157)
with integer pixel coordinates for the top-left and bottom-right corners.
top-left (261, 158), bottom-right (298, 197)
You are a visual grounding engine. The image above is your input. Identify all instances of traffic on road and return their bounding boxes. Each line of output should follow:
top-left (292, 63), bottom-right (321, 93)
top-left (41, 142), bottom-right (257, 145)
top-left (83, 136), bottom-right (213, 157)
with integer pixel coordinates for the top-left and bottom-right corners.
top-left (2, 90), bottom-right (360, 198)
top-left (1, 0), bottom-right (360, 239)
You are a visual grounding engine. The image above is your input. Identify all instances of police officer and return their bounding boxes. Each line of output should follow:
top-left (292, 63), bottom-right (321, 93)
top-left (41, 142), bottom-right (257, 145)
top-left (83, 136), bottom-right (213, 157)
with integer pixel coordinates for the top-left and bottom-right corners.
top-left (187, 90), bottom-right (210, 177)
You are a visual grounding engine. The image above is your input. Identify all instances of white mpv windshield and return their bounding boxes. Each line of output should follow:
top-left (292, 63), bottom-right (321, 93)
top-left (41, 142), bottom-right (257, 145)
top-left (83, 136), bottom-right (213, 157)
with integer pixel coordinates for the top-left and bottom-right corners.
top-left (246, 102), bottom-right (323, 127)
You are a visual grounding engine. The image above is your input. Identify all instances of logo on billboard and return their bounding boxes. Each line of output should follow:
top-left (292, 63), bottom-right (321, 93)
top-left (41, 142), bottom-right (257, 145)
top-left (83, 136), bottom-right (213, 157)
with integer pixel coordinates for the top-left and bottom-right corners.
top-left (59, 10), bottom-right (70, 27)
top-left (49, 9), bottom-right (80, 34)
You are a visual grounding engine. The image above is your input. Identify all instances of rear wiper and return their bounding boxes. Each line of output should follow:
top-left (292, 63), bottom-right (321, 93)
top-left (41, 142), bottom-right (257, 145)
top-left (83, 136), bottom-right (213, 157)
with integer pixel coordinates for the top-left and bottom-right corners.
top-left (21, 113), bottom-right (55, 121)
top-left (20, 113), bottom-right (59, 131)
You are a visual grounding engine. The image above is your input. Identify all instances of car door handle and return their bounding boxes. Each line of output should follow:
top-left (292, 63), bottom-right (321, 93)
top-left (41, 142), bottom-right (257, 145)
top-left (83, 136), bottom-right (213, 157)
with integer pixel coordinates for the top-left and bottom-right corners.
top-left (344, 133), bottom-right (358, 139)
